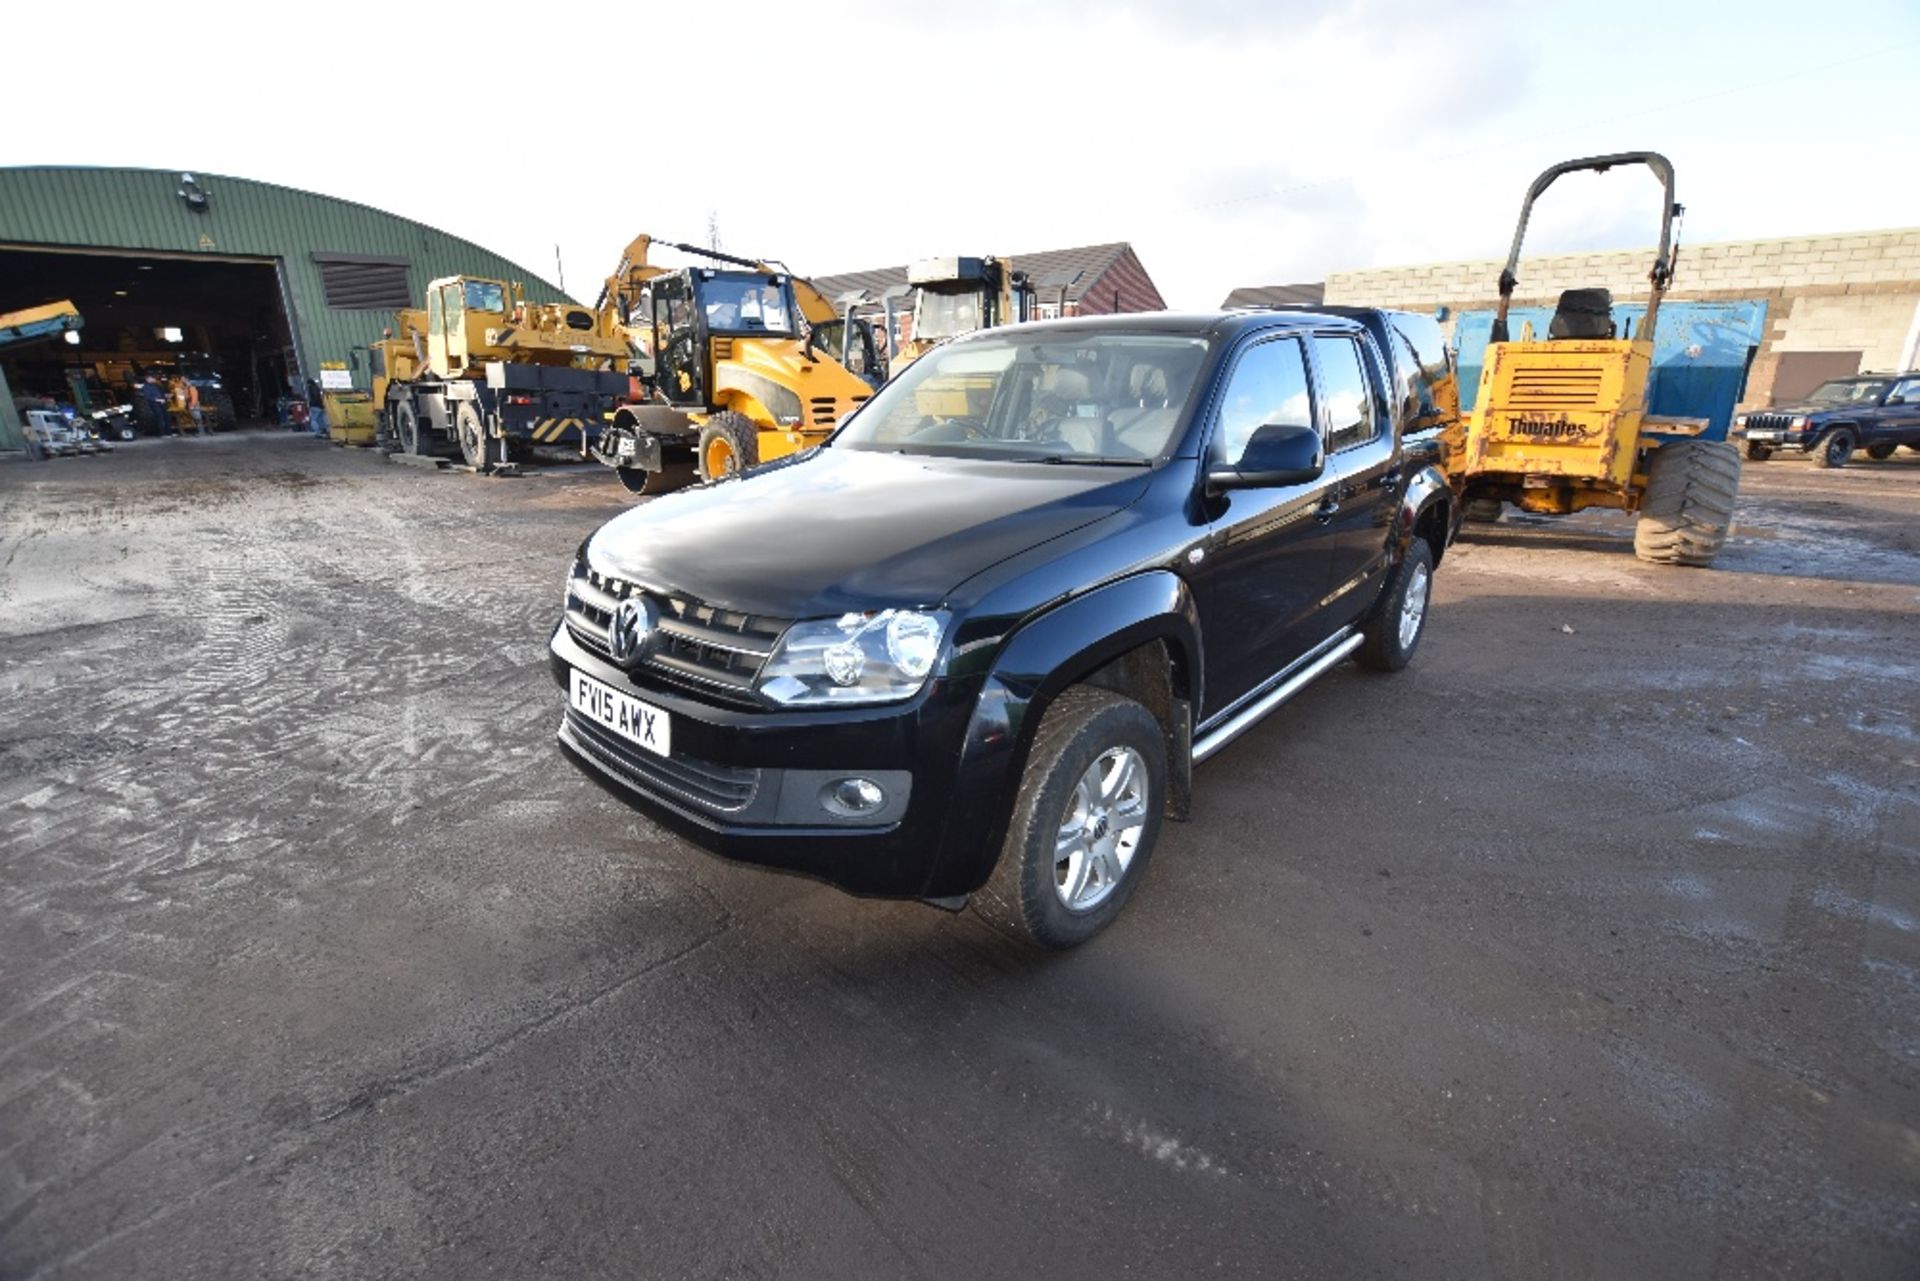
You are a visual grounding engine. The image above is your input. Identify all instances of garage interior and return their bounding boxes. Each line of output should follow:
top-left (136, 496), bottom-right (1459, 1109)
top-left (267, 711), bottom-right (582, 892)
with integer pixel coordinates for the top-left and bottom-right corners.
top-left (0, 245), bottom-right (299, 427)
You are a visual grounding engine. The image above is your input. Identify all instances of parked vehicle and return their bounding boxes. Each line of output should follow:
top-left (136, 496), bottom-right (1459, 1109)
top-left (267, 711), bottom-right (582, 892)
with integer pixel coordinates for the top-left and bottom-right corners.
top-left (1737, 372), bottom-right (1920, 467)
top-left (22, 408), bottom-right (107, 457)
top-left (1452, 152), bottom-right (1743, 566)
top-left (550, 309), bottom-right (1456, 947)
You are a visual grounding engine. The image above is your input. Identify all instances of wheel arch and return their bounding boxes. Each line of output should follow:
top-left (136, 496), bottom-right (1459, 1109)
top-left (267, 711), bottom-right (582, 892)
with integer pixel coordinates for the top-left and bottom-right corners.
top-left (933, 571), bottom-right (1202, 896)
top-left (1398, 462), bottom-right (1455, 567)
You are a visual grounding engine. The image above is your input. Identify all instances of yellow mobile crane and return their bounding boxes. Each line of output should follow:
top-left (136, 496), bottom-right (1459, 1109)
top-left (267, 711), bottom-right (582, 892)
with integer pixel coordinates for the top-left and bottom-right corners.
top-left (382, 276), bottom-right (629, 472)
top-left (594, 235), bottom-right (882, 490)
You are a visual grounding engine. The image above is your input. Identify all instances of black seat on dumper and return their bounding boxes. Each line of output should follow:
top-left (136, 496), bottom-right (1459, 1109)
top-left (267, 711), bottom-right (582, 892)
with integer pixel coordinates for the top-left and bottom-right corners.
top-left (1549, 288), bottom-right (1616, 339)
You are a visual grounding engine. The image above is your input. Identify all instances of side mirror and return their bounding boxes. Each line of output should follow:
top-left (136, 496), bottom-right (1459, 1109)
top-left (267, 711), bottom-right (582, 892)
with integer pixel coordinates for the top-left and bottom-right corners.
top-left (1207, 422), bottom-right (1324, 494)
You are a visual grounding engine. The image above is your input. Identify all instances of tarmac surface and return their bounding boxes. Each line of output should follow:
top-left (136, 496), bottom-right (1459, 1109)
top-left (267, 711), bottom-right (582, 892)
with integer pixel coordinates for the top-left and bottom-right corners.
top-left (3, 433), bottom-right (1917, 1279)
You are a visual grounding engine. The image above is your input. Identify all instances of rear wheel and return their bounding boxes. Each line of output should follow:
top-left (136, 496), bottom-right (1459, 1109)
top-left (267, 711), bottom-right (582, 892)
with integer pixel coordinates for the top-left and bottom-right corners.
top-left (1866, 443), bottom-right (1896, 461)
top-left (973, 687), bottom-right (1166, 950)
top-left (697, 411), bottom-right (760, 482)
top-left (456, 403), bottom-right (494, 473)
top-left (1812, 428), bottom-right (1855, 469)
top-left (1356, 538), bottom-right (1434, 672)
top-left (1633, 439), bottom-right (1741, 567)
top-left (1744, 441), bottom-right (1773, 462)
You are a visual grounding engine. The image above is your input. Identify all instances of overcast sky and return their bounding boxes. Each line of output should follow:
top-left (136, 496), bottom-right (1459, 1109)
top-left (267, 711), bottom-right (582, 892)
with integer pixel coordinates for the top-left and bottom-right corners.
top-left (7, 0), bottom-right (1917, 307)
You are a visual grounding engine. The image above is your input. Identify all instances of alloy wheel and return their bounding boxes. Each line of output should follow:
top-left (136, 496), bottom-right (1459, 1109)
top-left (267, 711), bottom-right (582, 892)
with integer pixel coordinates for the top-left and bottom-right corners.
top-left (1053, 746), bottom-right (1149, 913)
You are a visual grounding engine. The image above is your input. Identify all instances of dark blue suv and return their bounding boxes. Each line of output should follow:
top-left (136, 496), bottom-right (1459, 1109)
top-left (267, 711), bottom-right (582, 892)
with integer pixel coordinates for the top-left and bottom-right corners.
top-left (1738, 372), bottom-right (1920, 468)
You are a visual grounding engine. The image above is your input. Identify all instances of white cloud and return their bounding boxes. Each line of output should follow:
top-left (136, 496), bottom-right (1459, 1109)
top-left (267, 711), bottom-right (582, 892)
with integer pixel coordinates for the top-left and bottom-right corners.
top-left (3, 0), bottom-right (1916, 308)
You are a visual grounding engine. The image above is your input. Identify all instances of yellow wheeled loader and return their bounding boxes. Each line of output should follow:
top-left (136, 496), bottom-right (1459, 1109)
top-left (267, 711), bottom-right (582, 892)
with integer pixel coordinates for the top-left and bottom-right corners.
top-left (593, 235), bottom-right (881, 491)
top-left (1451, 152), bottom-right (1741, 566)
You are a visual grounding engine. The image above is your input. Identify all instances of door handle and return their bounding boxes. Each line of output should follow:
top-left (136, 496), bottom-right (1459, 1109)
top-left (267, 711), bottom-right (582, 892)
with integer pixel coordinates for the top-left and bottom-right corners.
top-left (1315, 496), bottom-right (1340, 523)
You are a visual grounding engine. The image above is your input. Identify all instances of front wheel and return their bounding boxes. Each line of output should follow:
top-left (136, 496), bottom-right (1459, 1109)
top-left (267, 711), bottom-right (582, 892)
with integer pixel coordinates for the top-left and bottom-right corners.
top-left (1812, 428), bottom-right (1855, 469)
top-left (697, 411), bottom-right (760, 482)
top-left (1356, 537), bottom-right (1434, 672)
top-left (973, 687), bottom-right (1166, 950)
top-left (1634, 439), bottom-right (1741, 566)
top-left (394, 401), bottom-right (425, 455)
top-left (1865, 443), bottom-right (1896, 461)
top-left (455, 403), bottom-right (494, 473)
top-left (1744, 442), bottom-right (1773, 462)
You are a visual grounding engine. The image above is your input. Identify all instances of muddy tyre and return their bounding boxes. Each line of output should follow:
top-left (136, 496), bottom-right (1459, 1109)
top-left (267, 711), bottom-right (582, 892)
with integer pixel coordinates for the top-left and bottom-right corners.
top-left (1633, 439), bottom-right (1741, 567)
top-left (1462, 498), bottom-right (1503, 523)
top-left (1811, 428), bottom-right (1855, 469)
top-left (1356, 538), bottom-right (1434, 673)
top-left (1866, 443), bottom-right (1896, 461)
top-left (697, 411), bottom-right (760, 482)
top-left (1744, 441), bottom-right (1773, 462)
top-left (973, 687), bottom-right (1165, 951)
top-left (394, 401), bottom-right (426, 455)
top-left (456, 403), bottom-right (494, 473)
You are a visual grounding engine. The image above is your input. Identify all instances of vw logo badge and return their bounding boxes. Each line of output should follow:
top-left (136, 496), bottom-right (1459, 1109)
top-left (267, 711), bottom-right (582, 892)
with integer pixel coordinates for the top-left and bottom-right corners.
top-left (608, 594), bottom-right (657, 666)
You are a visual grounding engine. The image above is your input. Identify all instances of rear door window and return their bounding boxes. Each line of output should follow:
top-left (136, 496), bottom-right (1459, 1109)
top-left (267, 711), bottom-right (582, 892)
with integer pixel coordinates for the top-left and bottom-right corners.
top-left (1311, 335), bottom-right (1377, 453)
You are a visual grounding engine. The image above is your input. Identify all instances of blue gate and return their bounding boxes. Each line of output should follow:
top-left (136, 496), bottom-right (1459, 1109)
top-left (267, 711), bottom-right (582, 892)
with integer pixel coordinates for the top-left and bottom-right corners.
top-left (1452, 299), bottom-right (1769, 441)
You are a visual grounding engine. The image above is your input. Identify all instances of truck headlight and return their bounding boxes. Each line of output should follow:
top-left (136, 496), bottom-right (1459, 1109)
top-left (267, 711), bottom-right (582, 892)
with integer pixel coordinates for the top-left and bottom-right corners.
top-left (757, 609), bottom-right (949, 706)
top-left (1791, 416), bottom-right (1808, 428)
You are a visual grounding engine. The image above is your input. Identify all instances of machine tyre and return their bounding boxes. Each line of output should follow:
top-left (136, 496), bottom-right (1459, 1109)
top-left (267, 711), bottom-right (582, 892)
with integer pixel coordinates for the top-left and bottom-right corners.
top-left (973, 687), bottom-right (1166, 951)
top-left (456, 403), bottom-right (495, 473)
top-left (1633, 439), bottom-right (1741, 567)
top-left (1744, 442), bottom-right (1773, 462)
top-left (1812, 428), bottom-right (1855, 469)
top-left (1462, 498), bottom-right (1503, 523)
top-left (615, 454), bottom-right (699, 496)
top-left (206, 390), bottom-right (237, 430)
top-left (1357, 538), bottom-right (1435, 673)
top-left (697, 412), bottom-right (760, 482)
top-left (395, 401), bottom-right (425, 456)
top-left (1865, 443), bottom-right (1896, 461)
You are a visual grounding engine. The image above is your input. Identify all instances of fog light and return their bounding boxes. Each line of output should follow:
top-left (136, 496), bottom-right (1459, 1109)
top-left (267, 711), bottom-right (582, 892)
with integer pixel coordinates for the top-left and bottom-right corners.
top-left (822, 776), bottom-right (885, 817)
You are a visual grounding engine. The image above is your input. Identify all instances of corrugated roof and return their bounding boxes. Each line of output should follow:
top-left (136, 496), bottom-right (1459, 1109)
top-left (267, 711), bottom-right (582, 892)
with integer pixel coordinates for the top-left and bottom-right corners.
top-left (814, 242), bottom-right (1138, 307)
top-left (1221, 282), bottom-right (1326, 309)
top-left (0, 165), bottom-right (565, 379)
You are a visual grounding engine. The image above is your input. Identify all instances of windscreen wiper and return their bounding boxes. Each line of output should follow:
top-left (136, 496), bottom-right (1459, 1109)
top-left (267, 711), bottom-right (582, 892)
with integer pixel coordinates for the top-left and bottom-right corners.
top-left (1034, 454), bottom-right (1151, 466)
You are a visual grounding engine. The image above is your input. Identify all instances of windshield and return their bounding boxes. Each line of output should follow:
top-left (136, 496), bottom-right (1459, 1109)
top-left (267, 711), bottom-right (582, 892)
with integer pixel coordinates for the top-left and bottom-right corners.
top-left (836, 331), bottom-right (1211, 463)
top-left (914, 289), bottom-right (985, 341)
top-left (700, 273), bottom-right (793, 335)
top-left (462, 280), bottom-right (506, 313)
top-left (1805, 379), bottom-right (1888, 404)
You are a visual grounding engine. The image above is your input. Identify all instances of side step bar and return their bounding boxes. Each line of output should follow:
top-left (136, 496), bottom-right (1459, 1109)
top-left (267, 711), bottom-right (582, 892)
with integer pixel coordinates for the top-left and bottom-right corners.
top-left (1191, 631), bottom-right (1364, 766)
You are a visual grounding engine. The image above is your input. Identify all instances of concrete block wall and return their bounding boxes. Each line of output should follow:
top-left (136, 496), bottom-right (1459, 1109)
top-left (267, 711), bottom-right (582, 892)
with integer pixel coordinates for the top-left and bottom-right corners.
top-left (1324, 227), bottom-right (1920, 407)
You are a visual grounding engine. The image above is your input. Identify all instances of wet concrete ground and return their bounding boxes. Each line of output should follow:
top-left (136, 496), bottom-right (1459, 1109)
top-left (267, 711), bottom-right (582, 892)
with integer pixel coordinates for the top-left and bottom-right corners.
top-left (2, 434), bottom-right (1916, 1279)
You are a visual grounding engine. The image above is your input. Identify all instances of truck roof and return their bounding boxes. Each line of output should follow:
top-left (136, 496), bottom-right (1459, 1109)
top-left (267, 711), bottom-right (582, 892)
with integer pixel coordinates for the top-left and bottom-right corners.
top-left (985, 309), bottom-right (1372, 342)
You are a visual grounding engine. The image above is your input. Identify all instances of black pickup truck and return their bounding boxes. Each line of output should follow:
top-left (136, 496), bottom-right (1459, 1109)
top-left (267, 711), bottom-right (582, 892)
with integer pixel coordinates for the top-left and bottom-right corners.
top-left (1738, 371), bottom-right (1920, 468)
top-left (551, 309), bottom-right (1458, 947)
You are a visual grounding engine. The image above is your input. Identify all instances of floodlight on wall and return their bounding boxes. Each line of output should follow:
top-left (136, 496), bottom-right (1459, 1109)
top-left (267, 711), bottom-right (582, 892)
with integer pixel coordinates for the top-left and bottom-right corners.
top-left (177, 173), bottom-right (209, 213)
top-left (162, 327), bottom-right (184, 343)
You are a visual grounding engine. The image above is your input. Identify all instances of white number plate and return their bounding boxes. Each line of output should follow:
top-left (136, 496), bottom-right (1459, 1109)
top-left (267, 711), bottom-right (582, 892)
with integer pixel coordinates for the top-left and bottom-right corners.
top-left (570, 669), bottom-right (671, 757)
top-left (1746, 429), bottom-right (1782, 441)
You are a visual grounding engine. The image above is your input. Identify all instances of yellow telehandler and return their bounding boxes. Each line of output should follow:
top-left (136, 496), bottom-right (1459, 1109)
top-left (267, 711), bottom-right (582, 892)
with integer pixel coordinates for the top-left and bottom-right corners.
top-left (1451, 152), bottom-right (1741, 566)
top-left (593, 235), bottom-right (881, 491)
top-left (890, 255), bottom-right (1033, 372)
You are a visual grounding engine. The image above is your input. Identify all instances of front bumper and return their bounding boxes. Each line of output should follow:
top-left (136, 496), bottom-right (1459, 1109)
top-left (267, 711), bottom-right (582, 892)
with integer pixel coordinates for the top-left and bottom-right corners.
top-left (1742, 428), bottom-right (1814, 449)
top-left (549, 623), bottom-right (987, 898)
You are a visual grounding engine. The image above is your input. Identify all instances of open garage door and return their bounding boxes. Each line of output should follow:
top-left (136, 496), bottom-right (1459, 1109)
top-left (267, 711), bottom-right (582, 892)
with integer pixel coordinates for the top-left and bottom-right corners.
top-left (0, 245), bottom-right (300, 435)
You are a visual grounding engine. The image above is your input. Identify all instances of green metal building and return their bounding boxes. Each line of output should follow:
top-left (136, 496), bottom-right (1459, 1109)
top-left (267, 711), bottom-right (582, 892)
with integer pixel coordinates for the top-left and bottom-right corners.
top-left (0, 165), bottom-right (566, 448)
